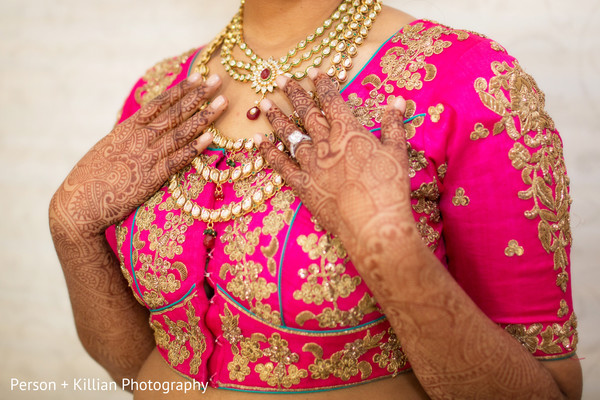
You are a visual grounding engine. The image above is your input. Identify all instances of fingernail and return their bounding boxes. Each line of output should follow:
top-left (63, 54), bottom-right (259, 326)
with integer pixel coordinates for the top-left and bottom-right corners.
top-left (275, 75), bottom-right (289, 90)
top-left (259, 98), bottom-right (273, 112)
top-left (253, 133), bottom-right (264, 145)
top-left (210, 95), bottom-right (226, 109)
top-left (206, 74), bottom-right (220, 86)
top-left (308, 68), bottom-right (319, 80)
top-left (392, 96), bottom-right (406, 113)
top-left (188, 72), bottom-right (201, 82)
top-left (202, 130), bottom-right (214, 143)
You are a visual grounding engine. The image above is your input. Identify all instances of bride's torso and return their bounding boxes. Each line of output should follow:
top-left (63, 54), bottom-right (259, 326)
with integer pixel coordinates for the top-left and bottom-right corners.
top-left (129, 6), bottom-right (434, 399)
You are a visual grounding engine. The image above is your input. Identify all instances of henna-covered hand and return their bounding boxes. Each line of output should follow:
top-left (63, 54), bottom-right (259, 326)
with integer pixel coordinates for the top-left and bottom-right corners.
top-left (53, 73), bottom-right (227, 237)
top-left (257, 69), bottom-right (415, 254)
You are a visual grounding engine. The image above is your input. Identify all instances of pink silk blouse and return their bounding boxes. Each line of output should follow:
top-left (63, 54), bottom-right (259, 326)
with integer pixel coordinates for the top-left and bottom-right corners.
top-left (106, 19), bottom-right (578, 393)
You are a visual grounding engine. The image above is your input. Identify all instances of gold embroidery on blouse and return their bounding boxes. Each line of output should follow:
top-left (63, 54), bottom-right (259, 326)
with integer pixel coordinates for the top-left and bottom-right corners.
top-left (126, 191), bottom-right (192, 309)
top-left (303, 330), bottom-right (385, 381)
top-left (115, 223), bottom-right (145, 306)
top-left (504, 312), bottom-right (577, 357)
top-left (221, 305), bottom-right (308, 388)
top-left (135, 48), bottom-right (196, 106)
top-left (416, 216), bottom-right (440, 249)
top-left (470, 122), bottom-right (490, 140)
top-left (150, 298), bottom-right (206, 375)
top-left (452, 187), bottom-right (470, 206)
top-left (220, 216), bottom-right (280, 324)
top-left (437, 163), bottom-right (448, 181)
top-left (261, 190), bottom-right (297, 276)
top-left (407, 142), bottom-right (428, 178)
top-left (293, 232), bottom-right (370, 328)
top-left (428, 103), bottom-right (444, 123)
top-left (346, 22), bottom-right (465, 129)
top-left (295, 293), bottom-right (378, 329)
top-left (411, 179), bottom-right (441, 222)
top-left (475, 60), bottom-right (572, 304)
top-left (504, 240), bottom-right (524, 257)
top-left (557, 299), bottom-right (569, 318)
top-left (373, 328), bottom-right (408, 377)
top-left (490, 41), bottom-right (506, 53)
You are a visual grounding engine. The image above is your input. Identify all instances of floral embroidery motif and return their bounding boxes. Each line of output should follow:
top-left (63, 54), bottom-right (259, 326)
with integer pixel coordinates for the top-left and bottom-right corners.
top-left (437, 163), bottom-right (448, 181)
top-left (261, 190), bottom-right (296, 276)
top-left (407, 142), bottom-right (428, 178)
top-left (490, 41), bottom-right (506, 53)
top-left (220, 216), bottom-right (280, 324)
top-left (411, 179), bottom-right (441, 222)
top-left (127, 191), bottom-right (193, 309)
top-left (372, 328), bottom-right (408, 376)
top-left (504, 240), bottom-right (524, 257)
top-left (475, 60), bottom-right (572, 302)
top-left (451, 187), bottom-right (470, 206)
top-left (221, 305), bottom-right (308, 388)
top-left (293, 232), bottom-right (371, 328)
top-left (134, 48), bottom-right (196, 106)
top-left (470, 122), bottom-right (490, 140)
top-left (346, 22), bottom-right (467, 129)
top-left (504, 312), bottom-right (577, 357)
top-left (303, 330), bottom-right (385, 381)
top-left (428, 103), bottom-right (444, 123)
top-left (557, 299), bottom-right (569, 318)
top-left (415, 216), bottom-right (440, 249)
top-left (151, 299), bottom-right (206, 375)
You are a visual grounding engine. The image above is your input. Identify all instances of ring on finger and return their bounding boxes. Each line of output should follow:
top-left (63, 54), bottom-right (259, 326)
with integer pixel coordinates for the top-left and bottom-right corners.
top-left (288, 130), bottom-right (312, 158)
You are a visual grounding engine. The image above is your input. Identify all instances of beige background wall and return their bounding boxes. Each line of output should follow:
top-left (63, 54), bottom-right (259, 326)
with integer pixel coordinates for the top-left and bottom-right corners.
top-left (1, 0), bottom-right (598, 398)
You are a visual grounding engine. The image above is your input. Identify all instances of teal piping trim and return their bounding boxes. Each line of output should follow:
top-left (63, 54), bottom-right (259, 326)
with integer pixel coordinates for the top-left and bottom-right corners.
top-left (340, 29), bottom-right (399, 94)
top-left (186, 48), bottom-right (203, 78)
top-left (278, 201), bottom-right (303, 327)
top-left (217, 283), bottom-right (385, 334)
top-left (206, 146), bottom-right (226, 154)
top-left (129, 208), bottom-right (146, 305)
top-left (368, 113), bottom-right (428, 134)
top-left (149, 284), bottom-right (196, 313)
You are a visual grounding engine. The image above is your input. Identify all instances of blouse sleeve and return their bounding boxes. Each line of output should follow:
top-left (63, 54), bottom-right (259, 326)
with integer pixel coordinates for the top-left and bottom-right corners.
top-left (436, 39), bottom-right (577, 359)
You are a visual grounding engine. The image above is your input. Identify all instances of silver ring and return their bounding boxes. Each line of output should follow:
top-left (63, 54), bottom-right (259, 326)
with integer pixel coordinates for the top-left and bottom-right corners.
top-left (288, 130), bottom-right (312, 158)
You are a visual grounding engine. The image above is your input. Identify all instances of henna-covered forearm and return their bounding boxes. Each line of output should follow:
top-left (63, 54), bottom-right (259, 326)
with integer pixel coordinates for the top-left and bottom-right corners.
top-left (50, 73), bottom-right (227, 382)
top-left (259, 70), bottom-right (581, 399)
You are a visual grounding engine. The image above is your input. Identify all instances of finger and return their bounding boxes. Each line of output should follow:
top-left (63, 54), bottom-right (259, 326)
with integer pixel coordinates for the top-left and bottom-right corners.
top-left (308, 68), bottom-right (360, 132)
top-left (380, 96), bottom-right (409, 165)
top-left (135, 72), bottom-right (212, 125)
top-left (276, 75), bottom-right (330, 142)
top-left (156, 130), bottom-right (214, 182)
top-left (151, 95), bottom-right (227, 159)
top-left (255, 135), bottom-right (310, 193)
top-left (146, 74), bottom-right (221, 133)
top-left (260, 98), bottom-right (313, 166)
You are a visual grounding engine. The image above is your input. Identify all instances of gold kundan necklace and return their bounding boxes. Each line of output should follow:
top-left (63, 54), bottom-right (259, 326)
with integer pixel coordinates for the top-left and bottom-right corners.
top-left (220, 0), bottom-right (382, 120)
top-left (173, 0), bottom-right (381, 249)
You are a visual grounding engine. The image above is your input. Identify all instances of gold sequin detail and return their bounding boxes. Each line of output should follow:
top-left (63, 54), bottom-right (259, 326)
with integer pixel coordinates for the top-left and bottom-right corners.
top-left (407, 143), bottom-right (428, 178)
top-left (428, 103), bottom-right (444, 123)
top-left (470, 122), bottom-right (490, 140)
top-left (221, 305), bottom-right (308, 388)
top-left (135, 48), bottom-right (196, 106)
top-left (504, 240), bottom-right (524, 257)
top-left (372, 328), bottom-right (407, 377)
top-left (150, 299), bottom-right (206, 375)
top-left (451, 187), bottom-right (470, 206)
top-left (557, 299), bottom-right (569, 318)
top-left (475, 60), bottom-right (572, 311)
top-left (303, 330), bottom-right (385, 381)
top-left (505, 312), bottom-right (577, 357)
top-left (346, 22), bottom-right (468, 128)
top-left (490, 41), bottom-right (506, 52)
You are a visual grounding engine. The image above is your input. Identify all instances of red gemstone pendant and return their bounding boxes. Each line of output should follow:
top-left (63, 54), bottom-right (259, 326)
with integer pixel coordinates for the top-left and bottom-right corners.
top-left (203, 228), bottom-right (217, 249)
top-left (247, 106), bottom-right (261, 120)
top-left (260, 68), bottom-right (271, 80)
